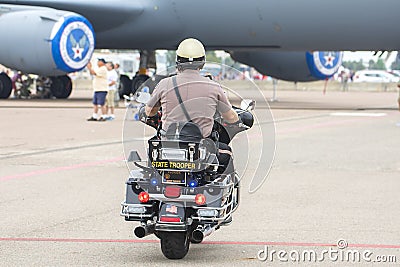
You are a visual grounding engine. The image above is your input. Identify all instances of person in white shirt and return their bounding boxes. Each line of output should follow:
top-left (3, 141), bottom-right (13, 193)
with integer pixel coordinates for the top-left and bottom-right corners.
top-left (113, 62), bottom-right (121, 107)
top-left (87, 58), bottom-right (108, 121)
top-left (106, 62), bottom-right (118, 120)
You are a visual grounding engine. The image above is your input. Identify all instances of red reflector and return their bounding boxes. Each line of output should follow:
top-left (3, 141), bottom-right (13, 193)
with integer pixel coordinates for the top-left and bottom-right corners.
top-left (164, 186), bottom-right (181, 198)
top-left (195, 194), bottom-right (206, 205)
top-left (138, 191), bottom-right (150, 203)
top-left (160, 216), bottom-right (181, 223)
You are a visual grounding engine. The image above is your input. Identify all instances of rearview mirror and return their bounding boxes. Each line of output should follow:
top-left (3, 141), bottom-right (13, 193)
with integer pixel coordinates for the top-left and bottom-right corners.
top-left (135, 92), bottom-right (151, 104)
top-left (240, 99), bottom-right (255, 111)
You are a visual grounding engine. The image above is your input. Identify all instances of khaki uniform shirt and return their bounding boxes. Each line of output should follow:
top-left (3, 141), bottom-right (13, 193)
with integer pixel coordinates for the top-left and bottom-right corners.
top-left (147, 69), bottom-right (231, 137)
top-left (92, 65), bottom-right (108, 92)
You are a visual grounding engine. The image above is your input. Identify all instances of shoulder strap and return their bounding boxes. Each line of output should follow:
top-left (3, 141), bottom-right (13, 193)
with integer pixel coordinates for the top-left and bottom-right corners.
top-left (172, 76), bottom-right (191, 121)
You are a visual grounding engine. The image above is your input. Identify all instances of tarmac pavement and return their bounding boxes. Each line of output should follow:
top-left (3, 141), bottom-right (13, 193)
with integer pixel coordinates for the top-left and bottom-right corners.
top-left (1, 85), bottom-right (400, 266)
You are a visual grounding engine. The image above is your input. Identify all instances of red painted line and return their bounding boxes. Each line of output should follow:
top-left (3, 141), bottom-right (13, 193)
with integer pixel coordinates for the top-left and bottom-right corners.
top-left (1, 237), bottom-right (400, 249)
top-left (0, 157), bottom-right (124, 182)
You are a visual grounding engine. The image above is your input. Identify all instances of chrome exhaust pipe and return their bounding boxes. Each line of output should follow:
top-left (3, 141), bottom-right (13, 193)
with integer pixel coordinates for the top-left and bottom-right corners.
top-left (191, 225), bottom-right (214, 243)
top-left (134, 223), bottom-right (155, 238)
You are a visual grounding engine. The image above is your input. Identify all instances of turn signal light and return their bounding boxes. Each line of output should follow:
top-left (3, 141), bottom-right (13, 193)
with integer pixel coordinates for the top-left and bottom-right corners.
top-left (195, 194), bottom-right (206, 205)
top-left (138, 191), bottom-right (150, 203)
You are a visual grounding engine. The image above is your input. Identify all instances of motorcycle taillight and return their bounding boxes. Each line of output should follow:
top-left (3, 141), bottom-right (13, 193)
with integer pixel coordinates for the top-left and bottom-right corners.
top-left (160, 216), bottom-right (181, 223)
top-left (164, 186), bottom-right (181, 198)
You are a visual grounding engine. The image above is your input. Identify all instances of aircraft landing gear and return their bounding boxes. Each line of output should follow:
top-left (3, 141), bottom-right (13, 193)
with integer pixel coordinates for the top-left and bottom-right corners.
top-left (0, 72), bottom-right (12, 99)
top-left (118, 73), bottom-right (150, 98)
top-left (130, 50), bottom-right (155, 94)
top-left (131, 74), bottom-right (149, 93)
top-left (119, 74), bottom-right (132, 98)
top-left (0, 73), bottom-right (72, 99)
top-left (49, 75), bottom-right (72, 99)
top-left (117, 50), bottom-right (157, 98)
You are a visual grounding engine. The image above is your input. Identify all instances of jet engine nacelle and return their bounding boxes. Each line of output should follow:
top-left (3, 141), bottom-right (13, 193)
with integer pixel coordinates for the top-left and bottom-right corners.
top-left (230, 51), bottom-right (343, 82)
top-left (0, 5), bottom-right (95, 76)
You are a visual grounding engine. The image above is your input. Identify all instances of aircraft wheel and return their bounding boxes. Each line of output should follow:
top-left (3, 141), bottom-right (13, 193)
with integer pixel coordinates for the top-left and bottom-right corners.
top-left (131, 74), bottom-right (149, 94)
top-left (50, 75), bottom-right (72, 99)
top-left (0, 72), bottom-right (12, 99)
top-left (119, 75), bottom-right (132, 98)
top-left (59, 75), bottom-right (73, 98)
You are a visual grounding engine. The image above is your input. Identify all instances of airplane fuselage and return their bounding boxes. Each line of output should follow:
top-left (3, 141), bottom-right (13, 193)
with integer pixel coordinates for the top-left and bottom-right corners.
top-left (97, 0), bottom-right (400, 51)
top-left (1, 0), bottom-right (400, 51)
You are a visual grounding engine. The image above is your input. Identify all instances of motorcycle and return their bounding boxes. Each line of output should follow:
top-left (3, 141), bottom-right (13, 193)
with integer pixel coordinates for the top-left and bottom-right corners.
top-left (120, 90), bottom-right (255, 259)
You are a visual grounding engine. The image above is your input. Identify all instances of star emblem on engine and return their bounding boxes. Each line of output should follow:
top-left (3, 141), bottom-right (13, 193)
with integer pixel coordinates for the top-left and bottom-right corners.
top-left (324, 52), bottom-right (335, 67)
top-left (54, 16), bottom-right (95, 72)
top-left (73, 44), bottom-right (84, 59)
top-left (69, 33), bottom-right (88, 61)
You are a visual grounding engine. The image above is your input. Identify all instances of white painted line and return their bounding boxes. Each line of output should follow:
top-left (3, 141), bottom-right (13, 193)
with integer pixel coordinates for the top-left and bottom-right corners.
top-left (330, 112), bottom-right (387, 117)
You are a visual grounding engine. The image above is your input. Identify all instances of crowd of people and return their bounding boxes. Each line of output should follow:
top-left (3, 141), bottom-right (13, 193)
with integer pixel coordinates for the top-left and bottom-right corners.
top-left (86, 58), bottom-right (120, 121)
top-left (83, 55), bottom-right (400, 124)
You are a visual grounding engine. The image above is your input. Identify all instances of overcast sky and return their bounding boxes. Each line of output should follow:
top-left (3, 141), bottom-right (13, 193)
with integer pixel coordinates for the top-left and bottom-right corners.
top-left (343, 51), bottom-right (398, 66)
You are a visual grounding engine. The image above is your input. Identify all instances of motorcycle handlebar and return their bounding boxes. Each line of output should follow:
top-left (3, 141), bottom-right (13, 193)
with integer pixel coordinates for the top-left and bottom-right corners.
top-left (140, 107), bottom-right (254, 138)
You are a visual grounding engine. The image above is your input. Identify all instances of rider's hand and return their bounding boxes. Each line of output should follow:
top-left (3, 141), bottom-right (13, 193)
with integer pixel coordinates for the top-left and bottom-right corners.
top-left (139, 105), bottom-right (160, 129)
top-left (222, 118), bottom-right (242, 127)
top-left (138, 105), bottom-right (147, 122)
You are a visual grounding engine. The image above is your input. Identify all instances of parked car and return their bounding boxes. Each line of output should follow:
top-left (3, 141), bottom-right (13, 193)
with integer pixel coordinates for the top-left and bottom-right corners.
top-left (388, 70), bottom-right (400, 78)
top-left (353, 70), bottom-right (400, 83)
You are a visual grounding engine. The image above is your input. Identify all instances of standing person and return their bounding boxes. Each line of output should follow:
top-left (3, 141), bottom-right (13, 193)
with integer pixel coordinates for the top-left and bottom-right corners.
top-left (349, 70), bottom-right (355, 82)
top-left (114, 62), bottom-right (121, 107)
top-left (340, 70), bottom-right (349, 91)
top-left (86, 58), bottom-right (108, 121)
top-left (105, 61), bottom-right (118, 120)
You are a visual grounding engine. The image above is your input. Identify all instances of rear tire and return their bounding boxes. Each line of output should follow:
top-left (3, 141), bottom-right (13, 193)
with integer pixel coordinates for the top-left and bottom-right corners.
top-left (0, 72), bottom-right (12, 99)
top-left (160, 232), bottom-right (190, 259)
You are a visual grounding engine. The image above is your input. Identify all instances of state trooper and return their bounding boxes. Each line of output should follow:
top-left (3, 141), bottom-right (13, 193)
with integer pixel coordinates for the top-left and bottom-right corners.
top-left (145, 38), bottom-right (240, 172)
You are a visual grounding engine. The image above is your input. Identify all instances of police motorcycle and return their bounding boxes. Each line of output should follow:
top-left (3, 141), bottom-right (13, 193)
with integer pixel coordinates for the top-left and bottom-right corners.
top-left (120, 81), bottom-right (255, 259)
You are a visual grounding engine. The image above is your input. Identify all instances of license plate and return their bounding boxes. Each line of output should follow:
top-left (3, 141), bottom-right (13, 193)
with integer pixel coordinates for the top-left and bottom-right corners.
top-left (162, 171), bottom-right (186, 184)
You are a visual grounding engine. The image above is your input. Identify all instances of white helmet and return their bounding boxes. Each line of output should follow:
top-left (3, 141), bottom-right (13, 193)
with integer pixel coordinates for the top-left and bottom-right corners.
top-left (176, 38), bottom-right (206, 70)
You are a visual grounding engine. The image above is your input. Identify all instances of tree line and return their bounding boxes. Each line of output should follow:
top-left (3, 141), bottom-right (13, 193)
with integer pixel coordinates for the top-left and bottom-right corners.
top-left (343, 58), bottom-right (400, 71)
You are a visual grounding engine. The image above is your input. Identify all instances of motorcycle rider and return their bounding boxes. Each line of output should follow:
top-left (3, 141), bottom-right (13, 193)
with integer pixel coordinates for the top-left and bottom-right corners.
top-left (145, 38), bottom-right (240, 172)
